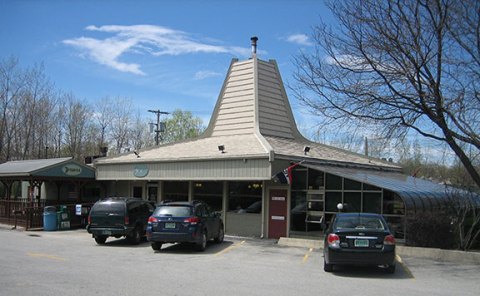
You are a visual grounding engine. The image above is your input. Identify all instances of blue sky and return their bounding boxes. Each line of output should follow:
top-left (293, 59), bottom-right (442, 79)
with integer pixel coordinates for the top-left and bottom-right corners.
top-left (0, 0), bottom-right (330, 128)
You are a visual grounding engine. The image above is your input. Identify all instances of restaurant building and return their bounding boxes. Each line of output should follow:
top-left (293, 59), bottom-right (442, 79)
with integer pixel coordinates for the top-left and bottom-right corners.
top-left (94, 38), bottom-right (448, 240)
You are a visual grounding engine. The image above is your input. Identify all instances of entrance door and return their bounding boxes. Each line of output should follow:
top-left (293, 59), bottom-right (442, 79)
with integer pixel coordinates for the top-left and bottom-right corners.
top-left (268, 189), bottom-right (288, 239)
top-left (147, 185), bottom-right (158, 203)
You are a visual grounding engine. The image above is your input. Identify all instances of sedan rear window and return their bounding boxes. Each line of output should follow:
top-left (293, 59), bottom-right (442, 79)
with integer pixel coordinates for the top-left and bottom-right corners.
top-left (154, 206), bottom-right (192, 217)
top-left (334, 216), bottom-right (385, 230)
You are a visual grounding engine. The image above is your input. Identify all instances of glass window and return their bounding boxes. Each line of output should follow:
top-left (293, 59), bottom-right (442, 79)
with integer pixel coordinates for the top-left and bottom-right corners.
top-left (291, 168), bottom-right (307, 190)
top-left (308, 169), bottom-right (324, 190)
top-left (133, 186), bottom-right (142, 198)
top-left (290, 191), bottom-right (307, 231)
top-left (154, 205), bottom-right (192, 217)
top-left (344, 178), bottom-right (361, 190)
top-left (363, 192), bottom-right (382, 213)
top-left (193, 181), bottom-right (223, 212)
top-left (383, 190), bottom-right (405, 215)
top-left (363, 183), bottom-right (381, 191)
top-left (326, 174), bottom-right (342, 190)
top-left (325, 192), bottom-right (342, 212)
top-left (164, 181), bottom-right (188, 201)
top-left (344, 192), bottom-right (361, 212)
top-left (228, 182), bottom-right (262, 213)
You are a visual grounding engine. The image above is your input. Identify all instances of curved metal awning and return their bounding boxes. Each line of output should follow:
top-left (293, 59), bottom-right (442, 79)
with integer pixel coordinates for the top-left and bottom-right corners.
top-left (302, 164), bottom-right (448, 212)
top-left (0, 157), bottom-right (95, 180)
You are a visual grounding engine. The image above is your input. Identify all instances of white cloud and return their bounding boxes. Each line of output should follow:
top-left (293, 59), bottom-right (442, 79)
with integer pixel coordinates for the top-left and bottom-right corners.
top-left (285, 34), bottom-right (313, 46)
top-left (194, 70), bottom-right (222, 80)
top-left (63, 25), bottom-right (250, 75)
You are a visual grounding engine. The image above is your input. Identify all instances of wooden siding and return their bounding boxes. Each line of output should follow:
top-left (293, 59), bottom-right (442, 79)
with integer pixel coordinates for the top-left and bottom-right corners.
top-left (211, 59), bottom-right (255, 137)
top-left (96, 158), bottom-right (272, 181)
top-left (257, 60), bottom-right (295, 139)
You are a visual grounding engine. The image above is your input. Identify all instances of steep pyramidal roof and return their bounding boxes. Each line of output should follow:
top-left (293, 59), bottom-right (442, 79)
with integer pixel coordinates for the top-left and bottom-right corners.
top-left (96, 43), bottom-right (400, 171)
top-left (203, 57), bottom-right (301, 139)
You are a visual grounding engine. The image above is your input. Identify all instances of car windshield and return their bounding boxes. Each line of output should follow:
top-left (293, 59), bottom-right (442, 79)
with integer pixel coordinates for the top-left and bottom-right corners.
top-left (334, 215), bottom-right (385, 230)
top-left (154, 206), bottom-right (192, 217)
top-left (92, 201), bottom-right (125, 214)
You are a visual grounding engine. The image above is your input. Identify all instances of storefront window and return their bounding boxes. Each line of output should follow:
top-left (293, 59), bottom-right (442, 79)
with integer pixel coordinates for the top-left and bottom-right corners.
top-left (383, 190), bottom-right (405, 215)
top-left (326, 174), bottom-right (342, 190)
top-left (363, 183), bottom-right (381, 191)
top-left (344, 178), bottom-right (361, 190)
top-left (226, 181), bottom-right (262, 237)
top-left (308, 169), bottom-right (324, 190)
top-left (193, 181), bottom-right (223, 212)
top-left (290, 191), bottom-right (307, 231)
top-left (164, 181), bottom-right (188, 201)
top-left (344, 192), bottom-right (361, 212)
top-left (325, 192), bottom-right (342, 212)
top-left (291, 168), bottom-right (307, 190)
top-left (228, 182), bottom-right (262, 212)
top-left (363, 192), bottom-right (382, 213)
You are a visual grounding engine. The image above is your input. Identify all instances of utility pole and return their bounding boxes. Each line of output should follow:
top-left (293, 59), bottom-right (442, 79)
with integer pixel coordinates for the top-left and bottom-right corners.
top-left (148, 109), bottom-right (169, 145)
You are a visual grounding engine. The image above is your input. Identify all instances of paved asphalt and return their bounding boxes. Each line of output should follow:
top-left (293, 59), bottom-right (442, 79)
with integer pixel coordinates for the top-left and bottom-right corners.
top-left (0, 227), bottom-right (479, 296)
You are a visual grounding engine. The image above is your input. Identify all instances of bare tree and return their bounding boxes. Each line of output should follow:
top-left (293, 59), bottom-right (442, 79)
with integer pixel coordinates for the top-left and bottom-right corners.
top-left (0, 57), bottom-right (28, 161)
top-left (63, 93), bottom-right (90, 160)
top-left (293, 0), bottom-right (480, 188)
top-left (110, 97), bottom-right (134, 154)
top-left (94, 96), bottom-right (115, 150)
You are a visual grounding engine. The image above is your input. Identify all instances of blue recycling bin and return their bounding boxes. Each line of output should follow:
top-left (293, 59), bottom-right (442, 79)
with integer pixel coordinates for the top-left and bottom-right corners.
top-left (43, 206), bottom-right (57, 231)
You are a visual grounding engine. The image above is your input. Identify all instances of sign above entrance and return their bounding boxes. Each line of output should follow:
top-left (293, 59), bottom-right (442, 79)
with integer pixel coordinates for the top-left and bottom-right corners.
top-left (133, 164), bottom-right (149, 178)
top-left (62, 164), bottom-right (82, 176)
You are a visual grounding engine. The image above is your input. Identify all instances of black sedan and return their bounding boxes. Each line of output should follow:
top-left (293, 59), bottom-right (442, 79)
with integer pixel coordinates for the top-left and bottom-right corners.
top-left (323, 213), bottom-right (396, 273)
top-left (146, 201), bottom-right (224, 252)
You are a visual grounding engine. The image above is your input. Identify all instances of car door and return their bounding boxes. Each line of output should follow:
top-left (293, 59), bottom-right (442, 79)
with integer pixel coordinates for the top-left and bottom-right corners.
top-left (204, 205), bottom-right (219, 239)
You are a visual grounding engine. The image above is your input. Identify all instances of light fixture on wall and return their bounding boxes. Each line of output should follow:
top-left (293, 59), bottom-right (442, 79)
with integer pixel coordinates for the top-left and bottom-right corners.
top-left (303, 146), bottom-right (310, 155)
top-left (218, 145), bottom-right (225, 153)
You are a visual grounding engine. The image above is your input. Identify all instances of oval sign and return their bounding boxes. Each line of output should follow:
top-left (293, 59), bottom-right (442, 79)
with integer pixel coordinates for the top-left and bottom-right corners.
top-left (62, 164), bottom-right (82, 176)
top-left (133, 164), bottom-right (149, 178)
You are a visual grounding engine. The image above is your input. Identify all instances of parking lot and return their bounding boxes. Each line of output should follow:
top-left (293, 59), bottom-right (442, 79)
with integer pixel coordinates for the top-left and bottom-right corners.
top-left (0, 227), bottom-right (479, 296)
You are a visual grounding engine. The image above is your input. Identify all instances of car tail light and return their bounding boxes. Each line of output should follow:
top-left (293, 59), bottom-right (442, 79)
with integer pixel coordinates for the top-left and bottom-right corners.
top-left (88, 215), bottom-right (91, 225)
top-left (384, 234), bottom-right (395, 246)
top-left (327, 233), bottom-right (340, 248)
top-left (184, 217), bottom-right (200, 225)
top-left (148, 216), bottom-right (158, 223)
top-left (125, 216), bottom-right (129, 225)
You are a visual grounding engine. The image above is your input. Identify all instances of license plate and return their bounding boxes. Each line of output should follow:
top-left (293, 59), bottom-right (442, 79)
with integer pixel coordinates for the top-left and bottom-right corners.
top-left (164, 222), bottom-right (176, 229)
top-left (354, 239), bottom-right (369, 247)
top-left (101, 230), bottom-right (111, 235)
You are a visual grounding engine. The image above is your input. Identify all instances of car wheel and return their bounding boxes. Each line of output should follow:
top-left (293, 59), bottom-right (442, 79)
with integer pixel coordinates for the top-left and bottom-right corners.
top-left (151, 242), bottom-right (162, 251)
top-left (127, 227), bottom-right (142, 245)
top-left (94, 235), bottom-right (107, 245)
top-left (196, 230), bottom-right (207, 251)
top-left (214, 225), bottom-right (224, 243)
top-left (324, 259), bottom-right (333, 272)
top-left (385, 263), bottom-right (396, 274)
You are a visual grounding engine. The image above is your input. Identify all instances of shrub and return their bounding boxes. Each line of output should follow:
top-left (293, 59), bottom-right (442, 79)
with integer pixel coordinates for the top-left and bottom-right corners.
top-left (406, 212), bottom-right (454, 249)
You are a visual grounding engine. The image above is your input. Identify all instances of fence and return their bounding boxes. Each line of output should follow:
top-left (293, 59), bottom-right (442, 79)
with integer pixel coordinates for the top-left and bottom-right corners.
top-left (0, 199), bottom-right (93, 230)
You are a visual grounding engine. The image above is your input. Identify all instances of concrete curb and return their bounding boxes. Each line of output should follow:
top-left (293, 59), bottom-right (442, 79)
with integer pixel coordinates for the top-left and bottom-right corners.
top-left (278, 237), bottom-right (480, 265)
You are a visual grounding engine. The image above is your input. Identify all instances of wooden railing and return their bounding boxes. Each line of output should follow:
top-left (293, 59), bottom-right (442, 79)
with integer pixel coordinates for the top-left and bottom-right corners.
top-left (0, 199), bottom-right (93, 230)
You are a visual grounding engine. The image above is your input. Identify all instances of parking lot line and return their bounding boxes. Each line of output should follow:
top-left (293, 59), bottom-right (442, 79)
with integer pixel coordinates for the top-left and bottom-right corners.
top-left (27, 252), bottom-right (67, 261)
top-left (215, 240), bottom-right (245, 256)
top-left (302, 248), bottom-right (313, 264)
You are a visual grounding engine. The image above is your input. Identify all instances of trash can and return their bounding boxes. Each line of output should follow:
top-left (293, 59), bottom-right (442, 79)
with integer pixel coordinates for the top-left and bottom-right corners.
top-left (57, 205), bottom-right (70, 230)
top-left (43, 206), bottom-right (57, 231)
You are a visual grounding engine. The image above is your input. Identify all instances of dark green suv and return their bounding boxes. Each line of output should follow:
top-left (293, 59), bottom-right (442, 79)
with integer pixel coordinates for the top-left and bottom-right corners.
top-left (87, 197), bottom-right (154, 245)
